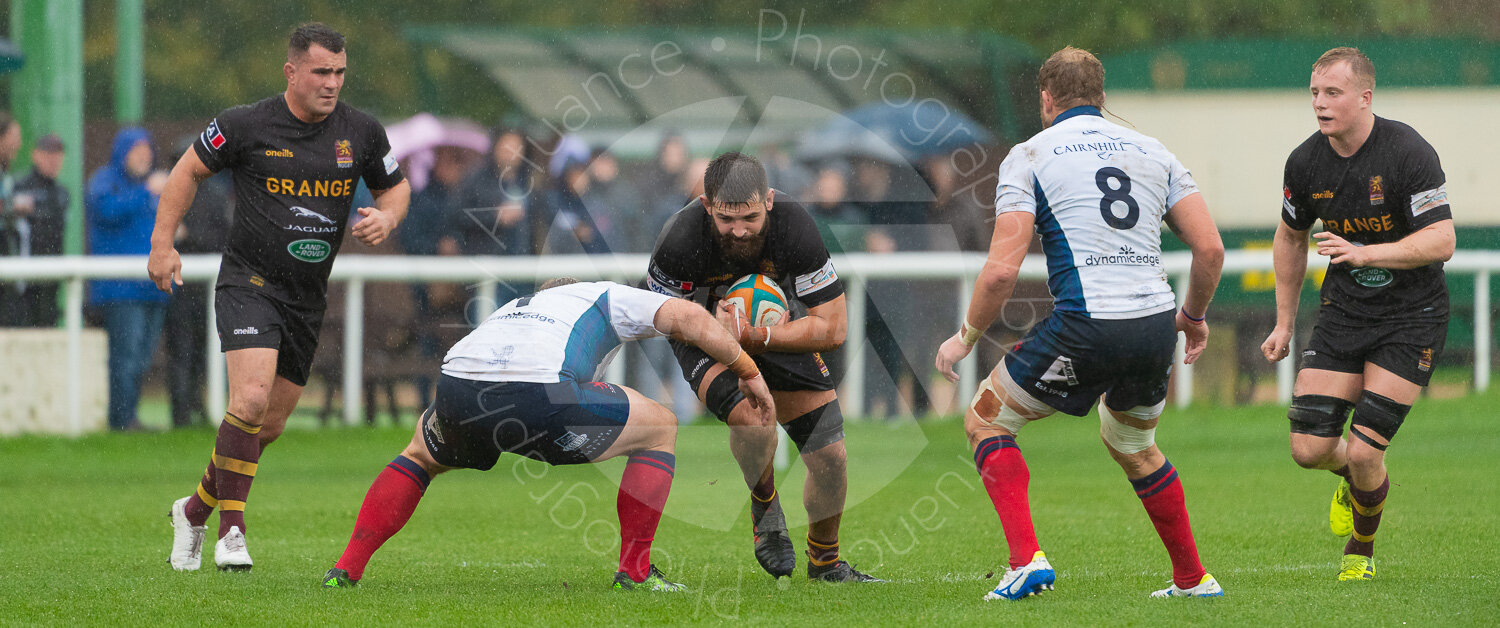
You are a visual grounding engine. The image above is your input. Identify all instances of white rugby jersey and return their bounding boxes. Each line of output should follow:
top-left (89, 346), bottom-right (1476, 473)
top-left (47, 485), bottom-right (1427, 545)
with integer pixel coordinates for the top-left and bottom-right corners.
top-left (994, 106), bottom-right (1199, 319)
top-left (442, 281), bottom-right (672, 383)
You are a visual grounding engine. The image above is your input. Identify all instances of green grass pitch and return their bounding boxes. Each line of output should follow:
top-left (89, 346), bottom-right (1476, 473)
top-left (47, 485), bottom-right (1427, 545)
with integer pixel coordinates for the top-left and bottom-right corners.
top-left (1, 393), bottom-right (1495, 625)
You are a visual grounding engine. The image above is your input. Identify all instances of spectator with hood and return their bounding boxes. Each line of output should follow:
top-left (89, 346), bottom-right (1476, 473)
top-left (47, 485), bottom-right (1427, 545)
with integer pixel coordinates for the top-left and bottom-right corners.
top-left (88, 127), bottom-right (169, 431)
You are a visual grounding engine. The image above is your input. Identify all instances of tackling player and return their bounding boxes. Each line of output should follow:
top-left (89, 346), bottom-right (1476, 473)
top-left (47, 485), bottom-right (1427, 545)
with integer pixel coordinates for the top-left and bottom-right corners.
top-left (936, 47), bottom-right (1226, 600)
top-left (647, 152), bottom-right (880, 582)
top-left (320, 278), bottom-right (775, 590)
top-left (1260, 47), bottom-right (1455, 582)
top-left (151, 23), bottom-right (411, 572)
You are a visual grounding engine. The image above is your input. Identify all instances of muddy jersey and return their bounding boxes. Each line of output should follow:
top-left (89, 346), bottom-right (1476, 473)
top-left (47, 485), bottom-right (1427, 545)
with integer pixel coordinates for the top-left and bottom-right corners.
top-left (646, 194), bottom-right (843, 316)
top-left (194, 95), bottom-right (404, 309)
top-left (1282, 116), bottom-right (1451, 322)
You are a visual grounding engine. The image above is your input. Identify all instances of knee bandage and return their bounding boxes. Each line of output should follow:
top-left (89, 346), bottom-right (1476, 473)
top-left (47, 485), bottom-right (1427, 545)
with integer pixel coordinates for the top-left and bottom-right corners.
top-left (970, 369), bottom-right (1051, 435)
top-left (1098, 401), bottom-right (1162, 454)
top-left (782, 401), bottom-right (845, 454)
top-left (704, 369), bottom-right (748, 423)
top-left (1349, 391), bottom-right (1409, 450)
top-left (1288, 394), bottom-right (1354, 438)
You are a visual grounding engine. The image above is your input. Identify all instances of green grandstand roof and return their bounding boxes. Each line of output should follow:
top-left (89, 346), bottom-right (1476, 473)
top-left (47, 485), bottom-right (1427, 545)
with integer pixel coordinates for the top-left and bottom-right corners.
top-left (403, 25), bottom-right (1041, 152)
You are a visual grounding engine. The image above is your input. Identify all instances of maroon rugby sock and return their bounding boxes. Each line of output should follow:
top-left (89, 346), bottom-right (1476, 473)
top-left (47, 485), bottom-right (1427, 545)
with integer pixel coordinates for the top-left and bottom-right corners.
top-left (214, 413), bottom-right (263, 537)
top-left (1344, 475), bottom-right (1389, 557)
top-left (974, 435), bottom-right (1041, 569)
top-left (334, 456), bottom-right (431, 581)
top-left (184, 459), bottom-right (218, 526)
top-left (617, 450), bottom-right (675, 582)
top-left (1131, 460), bottom-right (1207, 589)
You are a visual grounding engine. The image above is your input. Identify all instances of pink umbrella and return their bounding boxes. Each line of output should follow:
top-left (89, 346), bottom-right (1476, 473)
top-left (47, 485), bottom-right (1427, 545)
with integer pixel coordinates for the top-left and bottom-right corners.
top-left (384, 113), bottom-right (490, 191)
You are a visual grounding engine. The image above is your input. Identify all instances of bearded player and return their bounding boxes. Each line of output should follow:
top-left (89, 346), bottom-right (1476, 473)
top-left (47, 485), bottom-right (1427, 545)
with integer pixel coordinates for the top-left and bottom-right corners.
top-left (647, 152), bottom-right (880, 582)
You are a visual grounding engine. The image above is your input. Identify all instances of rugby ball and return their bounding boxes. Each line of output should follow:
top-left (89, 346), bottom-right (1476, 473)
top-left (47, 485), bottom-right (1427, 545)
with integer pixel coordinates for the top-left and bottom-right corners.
top-left (723, 274), bottom-right (788, 327)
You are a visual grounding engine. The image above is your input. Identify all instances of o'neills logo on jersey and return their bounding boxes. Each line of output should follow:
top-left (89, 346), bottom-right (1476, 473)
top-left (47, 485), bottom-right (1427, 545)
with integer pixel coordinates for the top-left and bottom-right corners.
top-left (264, 148), bottom-right (294, 158)
top-left (335, 139), bottom-right (354, 168)
top-left (1083, 245), bottom-right (1160, 267)
top-left (287, 239), bottom-right (332, 263)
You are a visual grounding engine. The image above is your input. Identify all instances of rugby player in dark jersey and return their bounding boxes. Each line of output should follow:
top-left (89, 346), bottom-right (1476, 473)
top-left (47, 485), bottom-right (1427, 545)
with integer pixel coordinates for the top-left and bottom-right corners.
top-left (648, 152), bottom-right (880, 582)
top-left (149, 23), bottom-right (410, 572)
top-left (1260, 47), bottom-right (1455, 582)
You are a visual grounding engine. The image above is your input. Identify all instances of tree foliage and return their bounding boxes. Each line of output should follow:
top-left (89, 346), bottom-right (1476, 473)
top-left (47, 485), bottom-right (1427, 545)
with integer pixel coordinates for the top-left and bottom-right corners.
top-left (12, 0), bottom-right (1490, 122)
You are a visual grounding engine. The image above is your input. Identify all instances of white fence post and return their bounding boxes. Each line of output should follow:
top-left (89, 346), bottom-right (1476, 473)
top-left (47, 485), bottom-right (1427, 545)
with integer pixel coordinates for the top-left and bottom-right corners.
top-left (207, 280), bottom-right (224, 424)
top-left (342, 278), bottom-right (364, 425)
top-left (1477, 270), bottom-right (1491, 392)
top-left (65, 276), bottom-right (84, 436)
top-left (1174, 273), bottom-right (1193, 408)
top-left (956, 277), bottom-right (978, 404)
top-left (842, 275), bottom-right (867, 419)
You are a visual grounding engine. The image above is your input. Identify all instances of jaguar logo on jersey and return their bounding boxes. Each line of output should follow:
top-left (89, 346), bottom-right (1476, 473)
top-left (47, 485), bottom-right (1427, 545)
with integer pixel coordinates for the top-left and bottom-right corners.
top-left (287, 239), bottom-right (332, 263)
top-left (1369, 175), bottom-right (1384, 205)
top-left (335, 139), bottom-right (354, 168)
top-left (289, 206), bottom-right (336, 225)
top-left (1350, 267), bottom-right (1394, 288)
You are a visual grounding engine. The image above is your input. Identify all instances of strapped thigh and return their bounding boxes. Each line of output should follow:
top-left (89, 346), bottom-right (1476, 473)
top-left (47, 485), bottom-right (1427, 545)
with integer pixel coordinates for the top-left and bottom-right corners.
top-left (1288, 394), bottom-right (1355, 438)
top-left (972, 364), bottom-right (1053, 434)
top-left (782, 400), bottom-right (845, 454)
top-left (1349, 391), bottom-right (1409, 451)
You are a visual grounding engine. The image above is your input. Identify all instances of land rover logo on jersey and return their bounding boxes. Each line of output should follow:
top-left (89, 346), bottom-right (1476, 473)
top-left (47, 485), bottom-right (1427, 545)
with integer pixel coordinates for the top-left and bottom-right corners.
top-left (335, 140), bottom-right (354, 168)
top-left (1350, 267), bottom-right (1393, 288)
top-left (287, 239), bottom-right (332, 263)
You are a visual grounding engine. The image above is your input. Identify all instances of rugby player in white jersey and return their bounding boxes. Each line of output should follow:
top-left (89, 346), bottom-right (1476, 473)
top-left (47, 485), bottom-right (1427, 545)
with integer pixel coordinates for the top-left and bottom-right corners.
top-left (321, 278), bottom-right (774, 591)
top-left (935, 47), bottom-right (1226, 600)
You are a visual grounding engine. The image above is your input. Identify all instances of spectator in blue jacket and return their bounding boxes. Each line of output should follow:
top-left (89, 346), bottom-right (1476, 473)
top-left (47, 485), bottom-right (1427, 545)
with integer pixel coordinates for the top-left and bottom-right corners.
top-left (88, 127), bottom-right (169, 431)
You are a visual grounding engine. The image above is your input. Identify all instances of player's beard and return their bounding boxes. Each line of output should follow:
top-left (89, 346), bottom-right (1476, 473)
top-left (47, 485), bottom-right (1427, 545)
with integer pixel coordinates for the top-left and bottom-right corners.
top-left (717, 230), bottom-right (766, 267)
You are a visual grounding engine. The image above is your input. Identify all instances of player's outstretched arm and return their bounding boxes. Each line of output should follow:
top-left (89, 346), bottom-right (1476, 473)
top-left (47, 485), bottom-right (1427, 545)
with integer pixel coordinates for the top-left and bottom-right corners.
top-left (655, 299), bottom-right (775, 415)
top-left (353, 180), bottom-right (412, 247)
top-left (937, 211), bottom-right (1033, 382)
top-left (1262, 221), bottom-right (1310, 362)
top-left (148, 148), bottom-right (213, 294)
top-left (1164, 192), bottom-right (1224, 365)
top-left (1313, 219), bottom-right (1454, 270)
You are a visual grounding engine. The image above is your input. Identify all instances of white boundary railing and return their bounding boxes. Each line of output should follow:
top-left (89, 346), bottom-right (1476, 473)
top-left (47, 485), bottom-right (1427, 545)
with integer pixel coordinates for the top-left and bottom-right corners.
top-left (3, 249), bottom-right (1495, 433)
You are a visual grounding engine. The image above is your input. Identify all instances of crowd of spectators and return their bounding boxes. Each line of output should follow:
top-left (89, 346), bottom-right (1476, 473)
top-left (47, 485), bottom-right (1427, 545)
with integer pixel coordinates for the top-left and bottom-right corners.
top-left (0, 112), bottom-right (1000, 427)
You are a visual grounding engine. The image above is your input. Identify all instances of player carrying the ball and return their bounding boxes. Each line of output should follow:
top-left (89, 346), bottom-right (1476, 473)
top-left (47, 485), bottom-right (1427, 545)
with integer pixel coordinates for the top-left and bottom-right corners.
top-left (647, 152), bottom-right (881, 582)
top-left (321, 278), bottom-right (775, 590)
top-left (935, 47), bottom-right (1226, 600)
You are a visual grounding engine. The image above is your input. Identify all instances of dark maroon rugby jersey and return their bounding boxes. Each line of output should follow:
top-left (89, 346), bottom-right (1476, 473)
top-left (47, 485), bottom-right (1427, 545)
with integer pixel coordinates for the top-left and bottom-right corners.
top-left (194, 95), bottom-right (404, 309)
top-left (646, 193), bottom-right (844, 314)
top-left (1281, 116), bottom-right (1451, 322)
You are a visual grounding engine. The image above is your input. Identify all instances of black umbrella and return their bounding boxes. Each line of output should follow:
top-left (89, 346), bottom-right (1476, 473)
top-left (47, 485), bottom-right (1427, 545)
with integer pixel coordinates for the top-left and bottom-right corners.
top-left (797, 100), bottom-right (994, 164)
